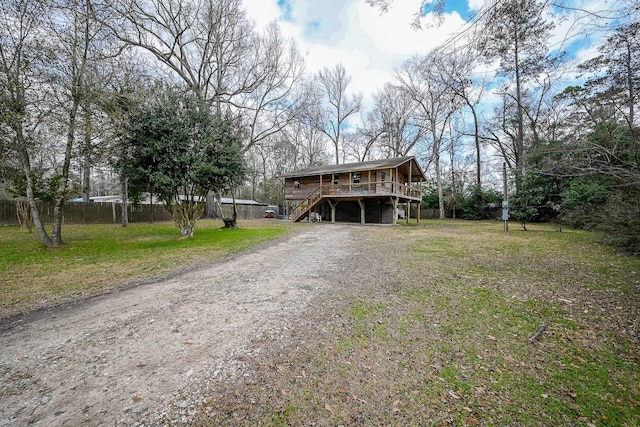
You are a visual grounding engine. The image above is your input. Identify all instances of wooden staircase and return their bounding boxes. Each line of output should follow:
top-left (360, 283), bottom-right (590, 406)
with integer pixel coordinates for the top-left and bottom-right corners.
top-left (289, 187), bottom-right (324, 222)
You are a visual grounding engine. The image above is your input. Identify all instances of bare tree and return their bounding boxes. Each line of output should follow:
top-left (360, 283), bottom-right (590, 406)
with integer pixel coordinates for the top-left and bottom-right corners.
top-left (349, 111), bottom-right (385, 162)
top-left (371, 83), bottom-right (425, 158)
top-left (236, 23), bottom-right (306, 153)
top-left (2, 0), bottom-right (107, 246)
top-left (103, 0), bottom-right (306, 152)
top-left (396, 52), bottom-right (464, 219)
top-left (365, 0), bottom-right (446, 28)
top-left (481, 57), bottom-right (566, 176)
top-left (104, 0), bottom-right (257, 106)
top-left (71, 1), bottom-right (123, 205)
top-left (316, 63), bottom-right (362, 165)
top-left (277, 78), bottom-right (329, 169)
top-left (436, 49), bottom-right (486, 187)
top-left (284, 117), bottom-right (328, 168)
top-left (43, 0), bottom-right (112, 245)
top-left (1, 0), bottom-right (52, 245)
top-left (481, 92), bottom-right (519, 171)
top-left (99, 0), bottom-right (307, 227)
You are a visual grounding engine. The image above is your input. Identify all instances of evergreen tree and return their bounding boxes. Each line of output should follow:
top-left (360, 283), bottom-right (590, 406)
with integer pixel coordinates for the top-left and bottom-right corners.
top-left (478, 0), bottom-right (555, 176)
top-left (119, 90), bottom-right (246, 237)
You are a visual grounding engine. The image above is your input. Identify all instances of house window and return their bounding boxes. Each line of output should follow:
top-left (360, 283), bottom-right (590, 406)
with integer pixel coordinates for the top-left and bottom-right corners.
top-left (380, 172), bottom-right (386, 182)
top-left (333, 176), bottom-right (339, 185)
top-left (294, 180), bottom-right (300, 189)
top-left (352, 173), bottom-right (360, 184)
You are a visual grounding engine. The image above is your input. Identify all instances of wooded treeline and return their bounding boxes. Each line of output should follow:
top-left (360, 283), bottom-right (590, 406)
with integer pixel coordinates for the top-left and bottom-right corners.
top-left (1, 0), bottom-right (638, 250)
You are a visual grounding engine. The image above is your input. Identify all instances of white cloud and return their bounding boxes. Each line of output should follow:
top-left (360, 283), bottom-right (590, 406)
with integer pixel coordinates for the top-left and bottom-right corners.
top-left (241, 0), bottom-right (607, 113)
top-left (357, 1), bottom-right (466, 56)
top-left (241, 0), bottom-right (281, 30)
top-left (467, 0), bottom-right (488, 11)
top-left (242, 0), bottom-right (470, 107)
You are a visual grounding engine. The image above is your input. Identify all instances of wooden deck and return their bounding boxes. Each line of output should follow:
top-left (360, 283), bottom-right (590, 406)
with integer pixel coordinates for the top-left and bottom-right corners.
top-left (287, 182), bottom-right (422, 222)
top-left (283, 156), bottom-right (427, 224)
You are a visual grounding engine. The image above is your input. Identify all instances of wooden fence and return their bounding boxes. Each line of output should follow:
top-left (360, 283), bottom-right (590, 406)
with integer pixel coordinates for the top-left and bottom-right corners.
top-left (0, 199), bottom-right (270, 226)
top-left (210, 203), bottom-right (271, 221)
top-left (0, 199), bottom-right (173, 225)
top-left (418, 207), bottom-right (502, 220)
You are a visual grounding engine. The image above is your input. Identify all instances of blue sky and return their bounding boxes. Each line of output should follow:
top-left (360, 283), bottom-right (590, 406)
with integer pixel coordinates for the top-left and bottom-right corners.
top-left (242, 0), bottom-right (608, 106)
top-left (440, 0), bottom-right (475, 18)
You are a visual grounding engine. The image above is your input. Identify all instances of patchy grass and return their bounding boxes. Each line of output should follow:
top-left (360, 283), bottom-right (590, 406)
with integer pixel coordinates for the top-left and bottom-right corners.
top-left (0, 219), bottom-right (291, 318)
top-left (198, 220), bottom-right (640, 426)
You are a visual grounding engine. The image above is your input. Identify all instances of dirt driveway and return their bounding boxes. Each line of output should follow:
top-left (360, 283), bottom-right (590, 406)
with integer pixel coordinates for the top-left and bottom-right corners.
top-left (0, 224), bottom-right (367, 426)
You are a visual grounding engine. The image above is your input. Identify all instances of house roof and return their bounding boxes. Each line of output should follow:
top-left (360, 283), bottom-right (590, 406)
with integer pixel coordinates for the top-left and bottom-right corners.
top-left (70, 195), bottom-right (123, 203)
top-left (219, 198), bottom-right (266, 206)
top-left (282, 156), bottom-right (427, 182)
top-left (70, 195), bottom-right (266, 206)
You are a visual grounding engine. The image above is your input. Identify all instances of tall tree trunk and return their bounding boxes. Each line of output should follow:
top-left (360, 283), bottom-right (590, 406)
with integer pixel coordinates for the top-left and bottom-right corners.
top-left (626, 42), bottom-right (635, 128)
top-left (149, 192), bottom-right (155, 223)
top-left (222, 189), bottom-right (239, 228)
top-left (470, 104), bottom-right (481, 188)
top-left (514, 26), bottom-right (525, 178)
top-left (334, 132), bottom-right (340, 165)
top-left (51, 101), bottom-right (79, 247)
top-left (82, 105), bottom-right (92, 203)
top-left (435, 152), bottom-right (445, 220)
top-left (16, 127), bottom-right (53, 247)
top-left (450, 141), bottom-right (456, 219)
top-left (431, 126), bottom-right (446, 220)
top-left (121, 175), bottom-right (129, 227)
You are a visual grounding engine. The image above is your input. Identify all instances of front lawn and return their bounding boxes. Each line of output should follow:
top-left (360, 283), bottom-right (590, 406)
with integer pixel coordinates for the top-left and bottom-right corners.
top-left (198, 221), bottom-right (640, 426)
top-left (0, 219), bottom-right (290, 318)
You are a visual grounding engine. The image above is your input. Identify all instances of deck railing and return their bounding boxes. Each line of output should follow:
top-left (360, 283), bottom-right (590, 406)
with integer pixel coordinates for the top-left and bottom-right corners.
top-left (288, 186), bottom-right (323, 221)
top-left (319, 181), bottom-right (422, 198)
top-left (288, 181), bottom-right (422, 221)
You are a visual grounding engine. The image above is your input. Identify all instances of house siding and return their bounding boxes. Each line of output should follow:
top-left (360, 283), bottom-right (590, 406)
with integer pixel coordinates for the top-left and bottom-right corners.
top-left (283, 157), bottom-right (425, 224)
top-left (284, 167), bottom-right (414, 199)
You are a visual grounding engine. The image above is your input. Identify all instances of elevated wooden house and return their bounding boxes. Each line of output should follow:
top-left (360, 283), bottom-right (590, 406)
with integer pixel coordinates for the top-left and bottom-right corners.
top-left (283, 156), bottom-right (426, 224)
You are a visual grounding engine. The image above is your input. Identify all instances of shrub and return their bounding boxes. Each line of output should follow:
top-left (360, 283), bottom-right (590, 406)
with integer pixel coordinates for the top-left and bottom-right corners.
top-left (458, 185), bottom-right (503, 220)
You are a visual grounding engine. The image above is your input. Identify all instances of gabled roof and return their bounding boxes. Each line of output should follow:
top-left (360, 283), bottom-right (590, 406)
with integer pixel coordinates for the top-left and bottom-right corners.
top-left (283, 156), bottom-right (427, 182)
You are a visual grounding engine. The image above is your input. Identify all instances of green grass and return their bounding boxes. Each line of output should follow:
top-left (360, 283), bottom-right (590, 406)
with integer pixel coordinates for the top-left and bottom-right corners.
top-left (198, 220), bottom-right (640, 426)
top-left (4, 219), bottom-right (639, 425)
top-left (385, 221), bottom-right (640, 425)
top-left (0, 219), bottom-right (290, 318)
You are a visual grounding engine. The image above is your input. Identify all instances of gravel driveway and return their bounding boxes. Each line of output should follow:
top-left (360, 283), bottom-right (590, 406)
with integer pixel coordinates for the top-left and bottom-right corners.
top-left (0, 224), bottom-right (363, 426)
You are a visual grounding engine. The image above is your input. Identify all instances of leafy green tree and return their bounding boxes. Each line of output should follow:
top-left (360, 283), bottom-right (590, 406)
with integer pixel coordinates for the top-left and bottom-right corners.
top-left (578, 21), bottom-right (640, 129)
top-left (554, 122), bottom-right (640, 252)
top-left (510, 172), bottom-right (561, 230)
top-left (8, 174), bottom-right (66, 203)
top-left (458, 185), bottom-right (502, 220)
top-left (586, 187), bottom-right (640, 255)
top-left (552, 21), bottom-right (640, 252)
top-left (120, 91), bottom-right (246, 237)
top-left (559, 175), bottom-right (614, 227)
top-left (421, 179), bottom-right (440, 209)
top-left (101, 65), bottom-right (159, 227)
